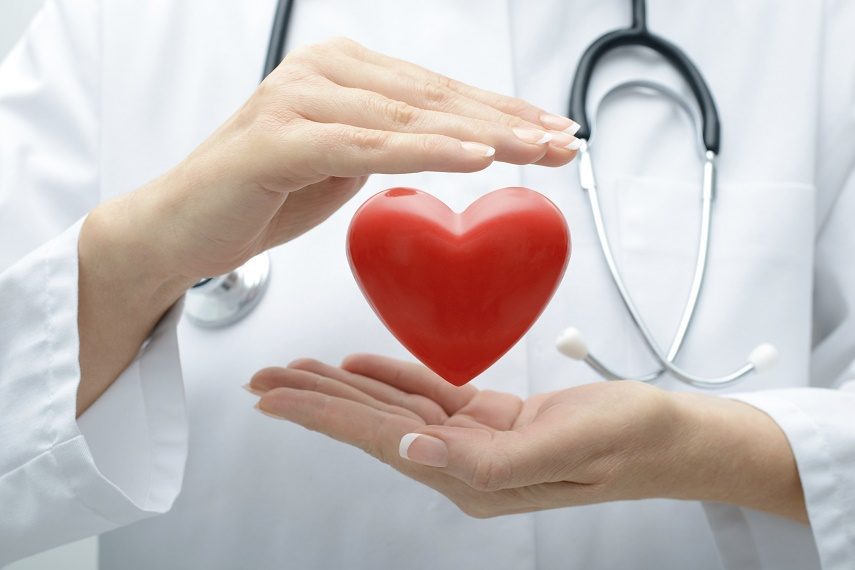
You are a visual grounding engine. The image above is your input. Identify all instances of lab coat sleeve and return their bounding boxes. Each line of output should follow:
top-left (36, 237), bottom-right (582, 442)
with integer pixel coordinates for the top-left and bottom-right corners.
top-left (0, 0), bottom-right (187, 565)
top-left (703, 3), bottom-right (855, 569)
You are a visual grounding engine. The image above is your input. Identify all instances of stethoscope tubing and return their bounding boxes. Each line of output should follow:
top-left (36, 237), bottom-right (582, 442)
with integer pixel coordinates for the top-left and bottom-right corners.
top-left (576, 139), bottom-right (756, 388)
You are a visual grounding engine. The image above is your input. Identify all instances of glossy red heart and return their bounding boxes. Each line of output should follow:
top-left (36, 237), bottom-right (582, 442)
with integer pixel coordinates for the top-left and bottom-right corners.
top-left (347, 187), bottom-right (571, 386)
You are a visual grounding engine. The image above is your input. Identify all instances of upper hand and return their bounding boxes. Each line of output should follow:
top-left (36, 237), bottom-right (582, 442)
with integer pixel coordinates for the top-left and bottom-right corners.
top-left (248, 354), bottom-right (807, 522)
top-left (93, 37), bottom-right (581, 283)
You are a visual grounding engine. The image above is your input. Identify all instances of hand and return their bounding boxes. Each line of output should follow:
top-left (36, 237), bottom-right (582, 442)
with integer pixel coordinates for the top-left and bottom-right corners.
top-left (76, 37), bottom-right (581, 414)
top-left (89, 37), bottom-right (581, 283)
top-left (249, 355), bottom-right (807, 522)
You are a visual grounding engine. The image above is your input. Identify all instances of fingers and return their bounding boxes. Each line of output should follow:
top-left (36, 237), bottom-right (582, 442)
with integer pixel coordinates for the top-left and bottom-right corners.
top-left (257, 387), bottom-right (422, 465)
top-left (253, 376), bottom-right (600, 518)
top-left (286, 120), bottom-right (497, 179)
top-left (294, 81), bottom-right (561, 166)
top-left (311, 52), bottom-right (580, 166)
top-left (341, 354), bottom-right (478, 416)
top-left (266, 39), bottom-right (579, 179)
top-left (324, 39), bottom-right (569, 130)
top-left (286, 359), bottom-right (449, 425)
top-left (250, 366), bottom-right (425, 422)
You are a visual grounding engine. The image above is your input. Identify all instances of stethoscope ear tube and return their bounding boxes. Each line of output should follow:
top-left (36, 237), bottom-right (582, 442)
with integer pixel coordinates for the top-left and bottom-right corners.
top-left (568, 27), bottom-right (721, 154)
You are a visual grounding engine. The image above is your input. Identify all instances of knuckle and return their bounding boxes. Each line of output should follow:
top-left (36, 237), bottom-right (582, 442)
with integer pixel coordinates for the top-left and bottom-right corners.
top-left (433, 74), bottom-right (456, 91)
top-left (420, 80), bottom-right (452, 108)
top-left (282, 44), bottom-right (326, 71)
top-left (470, 452), bottom-right (513, 492)
top-left (326, 36), bottom-right (362, 54)
top-left (278, 61), bottom-right (318, 85)
top-left (501, 96), bottom-right (534, 117)
top-left (381, 99), bottom-right (419, 127)
top-left (285, 39), bottom-right (353, 74)
top-left (347, 128), bottom-right (390, 152)
top-left (416, 135), bottom-right (450, 156)
top-left (257, 65), bottom-right (318, 110)
top-left (283, 43), bottom-right (314, 62)
top-left (496, 112), bottom-right (526, 129)
top-left (254, 73), bottom-right (286, 105)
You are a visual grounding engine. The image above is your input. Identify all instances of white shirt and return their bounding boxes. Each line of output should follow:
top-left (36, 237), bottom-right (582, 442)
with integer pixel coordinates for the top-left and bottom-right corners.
top-left (1, 1), bottom-right (854, 568)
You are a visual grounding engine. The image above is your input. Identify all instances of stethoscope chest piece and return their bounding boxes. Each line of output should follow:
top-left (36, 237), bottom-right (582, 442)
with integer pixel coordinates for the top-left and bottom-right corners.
top-left (184, 252), bottom-right (271, 328)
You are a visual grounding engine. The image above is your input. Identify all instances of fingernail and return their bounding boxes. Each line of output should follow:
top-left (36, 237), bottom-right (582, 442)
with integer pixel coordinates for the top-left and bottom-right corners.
top-left (460, 141), bottom-right (496, 157)
top-left (565, 138), bottom-right (582, 151)
top-left (564, 122), bottom-right (582, 136)
top-left (399, 433), bottom-right (448, 467)
top-left (548, 131), bottom-right (574, 147)
top-left (540, 113), bottom-right (580, 135)
top-left (254, 401), bottom-right (283, 420)
top-left (242, 384), bottom-right (265, 396)
top-left (512, 128), bottom-right (552, 145)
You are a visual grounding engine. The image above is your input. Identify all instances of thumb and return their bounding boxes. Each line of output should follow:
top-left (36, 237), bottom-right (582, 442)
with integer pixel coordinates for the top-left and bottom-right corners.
top-left (398, 426), bottom-right (555, 492)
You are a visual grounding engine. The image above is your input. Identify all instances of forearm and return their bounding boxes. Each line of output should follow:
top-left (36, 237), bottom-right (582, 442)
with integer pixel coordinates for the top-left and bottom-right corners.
top-left (671, 392), bottom-right (807, 524)
top-left (76, 187), bottom-right (193, 417)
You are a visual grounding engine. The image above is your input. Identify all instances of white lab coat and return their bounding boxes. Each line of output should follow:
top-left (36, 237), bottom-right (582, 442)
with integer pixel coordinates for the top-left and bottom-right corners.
top-left (1, 0), bottom-right (854, 568)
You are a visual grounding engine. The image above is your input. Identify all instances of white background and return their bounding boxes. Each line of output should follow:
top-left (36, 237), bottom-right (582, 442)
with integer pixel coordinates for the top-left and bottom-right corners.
top-left (1, 0), bottom-right (99, 568)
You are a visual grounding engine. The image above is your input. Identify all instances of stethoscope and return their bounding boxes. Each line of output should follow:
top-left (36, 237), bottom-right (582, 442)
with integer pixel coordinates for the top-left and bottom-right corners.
top-left (185, 0), bottom-right (778, 388)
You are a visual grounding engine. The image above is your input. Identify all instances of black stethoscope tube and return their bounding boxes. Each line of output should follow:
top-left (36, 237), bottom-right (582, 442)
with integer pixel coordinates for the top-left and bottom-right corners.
top-left (263, 0), bottom-right (295, 80)
top-left (568, 0), bottom-right (721, 153)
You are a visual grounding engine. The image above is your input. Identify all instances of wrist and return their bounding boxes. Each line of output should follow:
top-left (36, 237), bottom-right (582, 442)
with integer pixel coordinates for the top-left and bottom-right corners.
top-left (81, 193), bottom-right (196, 306)
top-left (668, 391), bottom-right (807, 522)
top-left (76, 194), bottom-right (193, 416)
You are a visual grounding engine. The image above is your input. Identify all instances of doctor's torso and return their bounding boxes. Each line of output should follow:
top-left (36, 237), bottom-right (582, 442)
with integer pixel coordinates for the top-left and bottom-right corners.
top-left (93, 1), bottom-right (824, 568)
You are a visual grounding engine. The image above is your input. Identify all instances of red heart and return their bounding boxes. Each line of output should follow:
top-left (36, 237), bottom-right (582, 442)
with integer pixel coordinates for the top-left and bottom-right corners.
top-left (347, 187), bottom-right (571, 386)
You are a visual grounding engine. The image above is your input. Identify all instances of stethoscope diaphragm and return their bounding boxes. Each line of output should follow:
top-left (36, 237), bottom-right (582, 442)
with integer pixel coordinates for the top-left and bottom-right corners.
top-left (184, 252), bottom-right (271, 328)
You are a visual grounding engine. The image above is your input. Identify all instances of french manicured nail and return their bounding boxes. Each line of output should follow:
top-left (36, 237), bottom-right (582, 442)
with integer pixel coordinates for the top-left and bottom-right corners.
top-left (461, 141), bottom-right (496, 157)
top-left (254, 402), bottom-right (283, 420)
top-left (512, 128), bottom-right (553, 145)
top-left (540, 112), bottom-right (580, 135)
top-left (399, 433), bottom-right (448, 467)
top-left (548, 131), bottom-right (575, 147)
top-left (242, 384), bottom-right (265, 396)
top-left (565, 137), bottom-right (582, 151)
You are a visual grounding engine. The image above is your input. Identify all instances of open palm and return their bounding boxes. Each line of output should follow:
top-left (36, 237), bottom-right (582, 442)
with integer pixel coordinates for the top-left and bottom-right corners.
top-left (249, 354), bottom-right (678, 517)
